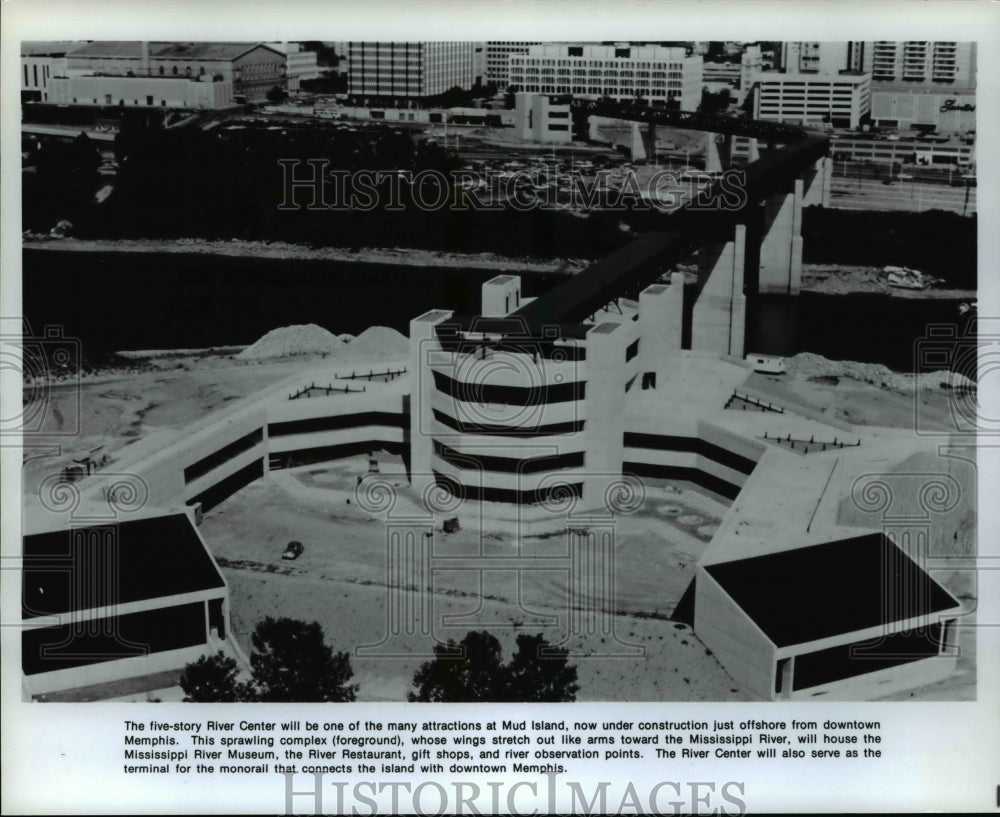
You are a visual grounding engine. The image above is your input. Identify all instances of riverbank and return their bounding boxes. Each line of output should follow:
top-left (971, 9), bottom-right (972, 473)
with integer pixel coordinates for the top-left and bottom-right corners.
top-left (801, 263), bottom-right (976, 300)
top-left (21, 236), bottom-right (589, 274)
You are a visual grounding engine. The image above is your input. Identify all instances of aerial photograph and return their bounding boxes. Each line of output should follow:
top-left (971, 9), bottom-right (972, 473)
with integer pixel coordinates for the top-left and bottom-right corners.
top-left (18, 39), bottom-right (978, 704)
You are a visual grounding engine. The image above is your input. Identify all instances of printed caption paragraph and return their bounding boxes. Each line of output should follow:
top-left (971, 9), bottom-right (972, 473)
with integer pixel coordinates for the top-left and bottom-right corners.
top-left (122, 717), bottom-right (884, 775)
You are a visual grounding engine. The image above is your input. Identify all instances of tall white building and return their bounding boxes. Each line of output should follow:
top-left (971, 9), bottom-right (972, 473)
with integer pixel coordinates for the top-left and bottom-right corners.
top-left (347, 42), bottom-right (477, 103)
top-left (485, 41), bottom-right (540, 88)
top-left (865, 41), bottom-right (975, 89)
top-left (509, 44), bottom-right (703, 110)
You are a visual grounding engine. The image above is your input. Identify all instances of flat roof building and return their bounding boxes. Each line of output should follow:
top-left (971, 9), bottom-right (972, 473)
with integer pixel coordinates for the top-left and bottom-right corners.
top-left (870, 86), bottom-right (976, 134)
top-left (60, 41), bottom-right (286, 102)
top-left (22, 512), bottom-right (238, 701)
top-left (509, 44), bottom-right (703, 112)
top-left (753, 70), bottom-right (872, 129)
top-left (346, 42), bottom-right (478, 105)
top-left (485, 41), bottom-right (541, 89)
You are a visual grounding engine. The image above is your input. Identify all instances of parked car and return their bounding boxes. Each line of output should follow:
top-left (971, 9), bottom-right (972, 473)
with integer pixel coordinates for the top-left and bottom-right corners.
top-left (282, 540), bottom-right (304, 560)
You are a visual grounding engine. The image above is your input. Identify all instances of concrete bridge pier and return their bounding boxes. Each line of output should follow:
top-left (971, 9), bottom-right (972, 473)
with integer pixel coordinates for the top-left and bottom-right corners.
top-left (757, 178), bottom-right (804, 296)
top-left (703, 132), bottom-right (732, 172)
top-left (629, 121), bottom-right (647, 162)
top-left (692, 224), bottom-right (747, 357)
top-left (802, 155), bottom-right (833, 208)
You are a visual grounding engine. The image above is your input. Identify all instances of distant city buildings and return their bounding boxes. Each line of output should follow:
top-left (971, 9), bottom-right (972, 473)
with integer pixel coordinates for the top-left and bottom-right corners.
top-left (21, 40), bottom-right (977, 138)
top-left (753, 71), bottom-right (872, 129)
top-left (266, 42), bottom-right (321, 92)
top-left (346, 42), bottom-right (478, 105)
top-left (22, 41), bottom-right (290, 108)
top-left (867, 41), bottom-right (975, 89)
top-left (781, 41), bottom-right (866, 74)
top-left (509, 44), bottom-right (703, 111)
top-left (20, 42), bottom-right (71, 102)
top-left (749, 41), bottom-right (975, 132)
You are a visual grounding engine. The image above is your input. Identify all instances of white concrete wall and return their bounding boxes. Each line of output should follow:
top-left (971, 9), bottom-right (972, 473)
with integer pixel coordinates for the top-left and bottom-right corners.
top-left (481, 275), bottom-right (522, 317)
top-left (23, 643), bottom-right (215, 697)
top-left (758, 179), bottom-right (803, 296)
top-left (411, 310), bottom-right (454, 496)
top-left (694, 569), bottom-right (777, 700)
top-left (582, 322), bottom-right (629, 509)
top-left (693, 225), bottom-right (747, 355)
top-left (48, 75), bottom-right (233, 108)
top-left (638, 273), bottom-right (684, 374)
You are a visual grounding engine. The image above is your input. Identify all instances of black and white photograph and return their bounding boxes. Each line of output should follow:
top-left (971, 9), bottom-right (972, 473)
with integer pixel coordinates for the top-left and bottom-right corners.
top-left (3, 1), bottom-right (999, 813)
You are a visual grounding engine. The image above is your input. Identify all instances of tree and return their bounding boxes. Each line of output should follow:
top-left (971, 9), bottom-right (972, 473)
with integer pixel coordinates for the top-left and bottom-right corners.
top-left (266, 85), bottom-right (288, 104)
top-left (503, 633), bottom-right (579, 703)
top-left (706, 42), bottom-right (727, 62)
top-left (179, 651), bottom-right (252, 702)
top-left (408, 631), bottom-right (579, 702)
top-left (698, 87), bottom-right (732, 114)
top-left (249, 616), bottom-right (358, 702)
top-left (409, 631), bottom-right (504, 702)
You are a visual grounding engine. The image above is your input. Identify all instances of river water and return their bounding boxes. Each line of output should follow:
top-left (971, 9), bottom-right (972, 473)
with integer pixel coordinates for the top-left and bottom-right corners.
top-left (22, 249), bottom-right (971, 372)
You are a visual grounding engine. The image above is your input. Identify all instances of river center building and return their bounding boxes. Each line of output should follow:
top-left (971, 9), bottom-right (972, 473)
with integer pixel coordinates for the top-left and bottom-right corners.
top-left (21, 268), bottom-right (966, 701)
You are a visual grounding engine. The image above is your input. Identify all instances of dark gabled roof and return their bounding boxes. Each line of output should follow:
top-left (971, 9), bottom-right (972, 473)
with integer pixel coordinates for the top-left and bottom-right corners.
top-left (704, 533), bottom-right (960, 647)
top-left (151, 42), bottom-right (282, 62)
top-left (67, 41), bottom-right (146, 58)
top-left (21, 41), bottom-right (79, 56)
top-left (23, 514), bottom-right (224, 620)
top-left (66, 41), bottom-right (280, 62)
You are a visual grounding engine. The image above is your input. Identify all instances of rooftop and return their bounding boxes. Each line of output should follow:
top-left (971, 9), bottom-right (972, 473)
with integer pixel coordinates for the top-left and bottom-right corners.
top-left (21, 41), bottom-right (79, 56)
top-left (704, 532), bottom-right (960, 647)
top-left (23, 513), bottom-right (225, 619)
top-left (66, 41), bottom-right (278, 62)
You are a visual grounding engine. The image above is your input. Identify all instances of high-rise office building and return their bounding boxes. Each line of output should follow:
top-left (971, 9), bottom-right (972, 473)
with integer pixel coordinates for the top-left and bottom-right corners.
top-left (347, 42), bottom-right (477, 103)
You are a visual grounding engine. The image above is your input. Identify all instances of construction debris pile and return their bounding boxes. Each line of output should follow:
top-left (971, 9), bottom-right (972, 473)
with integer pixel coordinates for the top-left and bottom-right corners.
top-left (346, 326), bottom-right (410, 360)
top-left (235, 324), bottom-right (410, 362)
top-left (236, 324), bottom-right (344, 360)
top-left (789, 352), bottom-right (976, 392)
top-left (882, 266), bottom-right (942, 291)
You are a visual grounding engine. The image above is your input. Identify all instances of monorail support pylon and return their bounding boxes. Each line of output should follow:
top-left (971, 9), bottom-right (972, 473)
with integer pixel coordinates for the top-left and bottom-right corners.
top-left (693, 224), bottom-right (747, 357)
top-left (758, 178), bottom-right (804, 296)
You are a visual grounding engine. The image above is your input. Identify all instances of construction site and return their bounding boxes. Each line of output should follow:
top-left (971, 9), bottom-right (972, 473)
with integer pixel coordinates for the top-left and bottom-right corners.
top-left (20, 104), bottom-right (978, 704)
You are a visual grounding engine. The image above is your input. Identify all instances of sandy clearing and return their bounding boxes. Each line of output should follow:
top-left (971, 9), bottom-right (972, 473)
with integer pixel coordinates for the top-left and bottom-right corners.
top-left (221, 567), bottom-right (749, 703)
